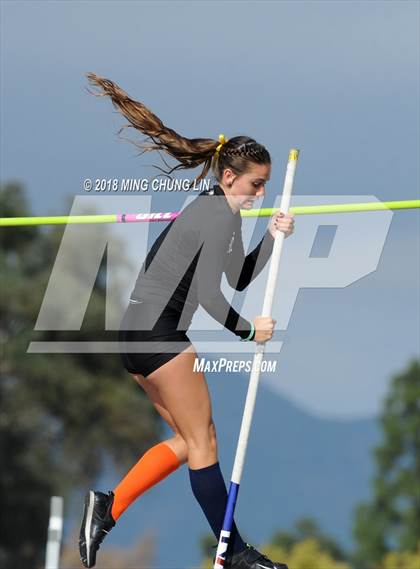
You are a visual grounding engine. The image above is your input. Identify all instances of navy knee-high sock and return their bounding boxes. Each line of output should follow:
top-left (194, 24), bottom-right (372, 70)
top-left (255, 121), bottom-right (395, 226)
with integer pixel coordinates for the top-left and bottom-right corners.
top-left (189, 462), bottom-right (246, 555)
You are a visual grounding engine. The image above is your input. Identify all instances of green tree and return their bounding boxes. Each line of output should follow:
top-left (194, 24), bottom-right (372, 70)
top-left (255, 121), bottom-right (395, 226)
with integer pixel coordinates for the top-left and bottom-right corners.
top-left (0, 183), bottom-right (161, 569)
top-left (261, 539), bottom-right (351, 569)
top-left (352, 359), bottom-right (420, 569)
top-left (380, 543), bottom-right (420, 569)
top-left (270, 518), bottom-right (348, 561)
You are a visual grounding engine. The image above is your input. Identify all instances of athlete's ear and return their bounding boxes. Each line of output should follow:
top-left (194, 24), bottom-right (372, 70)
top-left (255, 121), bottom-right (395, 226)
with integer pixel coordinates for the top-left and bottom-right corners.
top-left (223, 168), bottom-right (236, 187)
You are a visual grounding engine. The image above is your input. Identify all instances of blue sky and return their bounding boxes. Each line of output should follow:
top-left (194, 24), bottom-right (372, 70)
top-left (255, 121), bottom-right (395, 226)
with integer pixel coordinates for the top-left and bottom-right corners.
top-left (1, 0), bottom-right (419, 419)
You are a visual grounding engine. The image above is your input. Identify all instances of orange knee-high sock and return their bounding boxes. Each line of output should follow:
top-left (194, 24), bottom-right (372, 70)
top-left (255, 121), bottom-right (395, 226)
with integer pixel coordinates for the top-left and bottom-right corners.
top-left (111, 442), bottom-right (181, 520)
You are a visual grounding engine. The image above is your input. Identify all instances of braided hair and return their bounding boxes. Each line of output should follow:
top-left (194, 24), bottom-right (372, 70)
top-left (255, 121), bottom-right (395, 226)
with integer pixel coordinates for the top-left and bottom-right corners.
top-left (86, 73), bottom-right (271, 184)
top-left (212, 136), bottom-right (271, 183)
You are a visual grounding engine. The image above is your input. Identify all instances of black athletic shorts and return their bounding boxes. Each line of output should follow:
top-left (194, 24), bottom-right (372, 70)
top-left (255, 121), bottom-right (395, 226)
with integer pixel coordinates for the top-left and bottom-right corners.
top-left (118, 299), bottom-right (193, 378)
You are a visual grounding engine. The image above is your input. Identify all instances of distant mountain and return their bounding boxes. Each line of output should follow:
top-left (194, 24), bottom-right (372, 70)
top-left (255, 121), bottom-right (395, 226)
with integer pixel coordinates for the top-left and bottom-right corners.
top-left (89, 370), bottom-right (379, 568)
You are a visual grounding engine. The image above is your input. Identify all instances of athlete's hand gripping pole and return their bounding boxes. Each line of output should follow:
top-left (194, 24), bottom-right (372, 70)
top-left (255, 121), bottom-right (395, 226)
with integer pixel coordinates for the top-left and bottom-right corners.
top-left (213, 149), bottom-right (300, 569)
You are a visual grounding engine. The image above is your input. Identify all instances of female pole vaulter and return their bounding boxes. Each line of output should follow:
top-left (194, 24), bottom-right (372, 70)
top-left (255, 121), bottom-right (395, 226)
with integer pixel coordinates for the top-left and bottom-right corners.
top-left (79, 73), bottom-right (294, 569)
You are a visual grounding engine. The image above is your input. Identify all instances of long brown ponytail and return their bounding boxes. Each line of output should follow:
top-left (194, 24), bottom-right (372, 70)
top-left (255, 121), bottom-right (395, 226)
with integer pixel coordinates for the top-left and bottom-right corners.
top-left (85, 73), bottom-right (270, 184)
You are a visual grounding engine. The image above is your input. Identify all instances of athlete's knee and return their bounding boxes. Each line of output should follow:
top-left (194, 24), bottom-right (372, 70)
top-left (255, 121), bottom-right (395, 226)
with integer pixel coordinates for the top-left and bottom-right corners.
top-left (168, 433), bottom-right (188, 464)
top-left (172, 432), bottom-right (187, 447)
top-left (185, 421), bottom-right (217, 454)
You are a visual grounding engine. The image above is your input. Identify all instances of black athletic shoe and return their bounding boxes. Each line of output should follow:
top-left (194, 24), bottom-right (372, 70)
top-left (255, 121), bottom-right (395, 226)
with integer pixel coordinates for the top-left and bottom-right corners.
top-left (79, 490), bottom-right (116, 568)
top-left (225, 543), bottom-right (288, 569)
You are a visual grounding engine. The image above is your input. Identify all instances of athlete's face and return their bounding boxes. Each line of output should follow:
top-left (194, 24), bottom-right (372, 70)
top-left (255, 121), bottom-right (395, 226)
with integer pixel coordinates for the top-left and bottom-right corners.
top-left (222, 162), bottom-right (271, 211)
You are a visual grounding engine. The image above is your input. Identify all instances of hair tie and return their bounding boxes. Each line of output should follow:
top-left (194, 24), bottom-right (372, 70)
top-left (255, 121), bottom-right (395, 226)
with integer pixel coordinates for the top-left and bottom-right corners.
top-left (214, 133), bottom-right (228, 157)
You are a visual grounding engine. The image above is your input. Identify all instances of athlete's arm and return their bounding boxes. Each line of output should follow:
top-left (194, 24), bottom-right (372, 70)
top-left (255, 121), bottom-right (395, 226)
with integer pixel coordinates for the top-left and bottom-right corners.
top-left (225, 223), bottom-right (274, 291)
top-left (195, 217), bottom-right (254, 340)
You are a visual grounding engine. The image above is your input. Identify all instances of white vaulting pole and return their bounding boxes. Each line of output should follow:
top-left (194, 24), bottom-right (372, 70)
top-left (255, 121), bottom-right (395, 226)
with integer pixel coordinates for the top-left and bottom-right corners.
top-left (45, 496), bottom-right (63, 569)
top-left (213, 149), bottom-right (299, 568)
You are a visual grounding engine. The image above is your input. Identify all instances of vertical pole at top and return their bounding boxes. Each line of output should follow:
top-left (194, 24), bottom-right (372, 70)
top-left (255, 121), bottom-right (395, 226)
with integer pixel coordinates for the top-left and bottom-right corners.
top-left (45, 496), bottom-right (63, 569)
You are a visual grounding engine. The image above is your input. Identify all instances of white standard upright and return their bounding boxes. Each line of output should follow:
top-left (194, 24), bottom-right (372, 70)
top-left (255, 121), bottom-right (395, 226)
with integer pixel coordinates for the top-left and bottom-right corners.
top-left (45, 496), bottom-right (64, 569)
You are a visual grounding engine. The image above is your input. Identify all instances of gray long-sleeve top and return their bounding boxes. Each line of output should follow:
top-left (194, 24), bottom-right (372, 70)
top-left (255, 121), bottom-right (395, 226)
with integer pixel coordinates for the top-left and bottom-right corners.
top-left (131, 184), bottom-right (274, 339)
